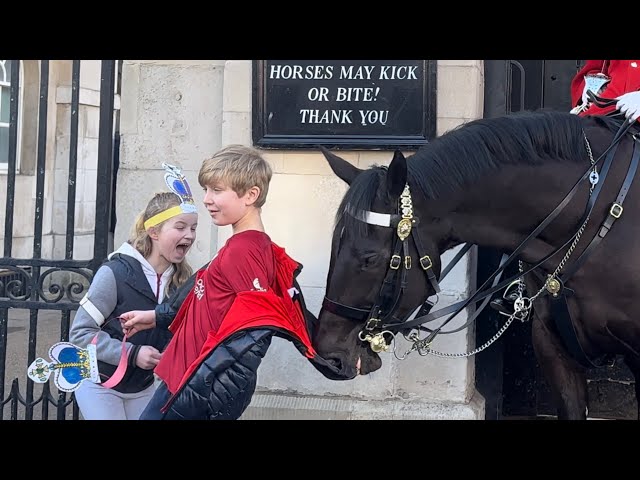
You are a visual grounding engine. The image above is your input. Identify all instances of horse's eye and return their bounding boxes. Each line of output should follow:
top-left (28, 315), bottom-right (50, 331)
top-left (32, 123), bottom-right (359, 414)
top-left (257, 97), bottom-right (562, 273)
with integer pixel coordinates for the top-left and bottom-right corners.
top-left (361, 253), bottom-right (380, 268)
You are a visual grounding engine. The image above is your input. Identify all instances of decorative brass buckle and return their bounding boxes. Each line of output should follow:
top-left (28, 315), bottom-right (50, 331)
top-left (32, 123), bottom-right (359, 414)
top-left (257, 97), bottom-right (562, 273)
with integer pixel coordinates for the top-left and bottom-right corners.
top-left (546, 275), bottom-right (561, 297)
top-left (419, 255), bottom-right (432, 270)
top-left (610, 203), bottom-right (623, 219)
top-left (397, 218), bottom-right (412, 241)
top-left (397, 184), bottom-right (413, 240)
top-left (365, 317), bottom-right (382, 331)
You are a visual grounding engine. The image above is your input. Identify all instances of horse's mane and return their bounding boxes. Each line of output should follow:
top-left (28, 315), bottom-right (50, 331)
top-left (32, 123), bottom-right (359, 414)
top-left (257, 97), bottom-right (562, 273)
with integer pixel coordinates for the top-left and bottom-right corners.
top-left (335, 111), bottom-right (622, 235)
top-left (408, 110), bottom-right (593, 200)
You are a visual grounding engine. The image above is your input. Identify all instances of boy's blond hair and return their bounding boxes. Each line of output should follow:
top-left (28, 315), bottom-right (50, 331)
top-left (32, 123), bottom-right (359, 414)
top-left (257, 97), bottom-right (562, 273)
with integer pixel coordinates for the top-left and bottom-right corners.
top-left (198, 145), bottom-right (272, 208)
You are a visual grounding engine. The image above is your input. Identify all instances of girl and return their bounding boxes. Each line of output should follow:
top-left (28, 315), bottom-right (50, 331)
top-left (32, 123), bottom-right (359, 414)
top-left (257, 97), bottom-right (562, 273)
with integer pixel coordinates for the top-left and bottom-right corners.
top-left (70, 170), bottom-right (198, 420)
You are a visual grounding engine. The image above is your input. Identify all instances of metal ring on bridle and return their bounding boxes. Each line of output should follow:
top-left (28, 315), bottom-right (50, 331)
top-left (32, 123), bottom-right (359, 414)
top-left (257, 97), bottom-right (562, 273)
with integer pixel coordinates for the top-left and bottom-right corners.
top-left (513, 296), bottom-right (531, 313)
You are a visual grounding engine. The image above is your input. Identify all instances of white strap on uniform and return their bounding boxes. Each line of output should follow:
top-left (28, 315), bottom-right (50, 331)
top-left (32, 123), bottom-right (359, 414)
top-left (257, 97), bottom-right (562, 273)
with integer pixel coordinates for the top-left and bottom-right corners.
top-left (79, 294), bottom-right (105, 327)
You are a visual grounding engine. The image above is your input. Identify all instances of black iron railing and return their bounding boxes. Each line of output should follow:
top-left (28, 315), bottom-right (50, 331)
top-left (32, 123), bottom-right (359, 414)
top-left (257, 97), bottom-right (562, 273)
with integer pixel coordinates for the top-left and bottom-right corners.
top-left (0, 60), bottom-right (119, 420)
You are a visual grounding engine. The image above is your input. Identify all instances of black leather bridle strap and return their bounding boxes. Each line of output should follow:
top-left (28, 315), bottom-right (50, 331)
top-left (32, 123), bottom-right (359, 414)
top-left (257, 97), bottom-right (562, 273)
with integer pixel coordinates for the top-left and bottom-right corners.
top-left (382, 243), bottom-right (475, 328)
top-left (440, 243), bottom-right (474, 279)
top-left (588, 91), bottom-right (618, 109)
top-left (560, 136), bottom-right (640, 281)
top-left (410, 225), bottom-right (441, 293)
top-left (368, 239), bottom-right (406, 329)
top-left (387, 127), bottom-right (624, 334)
top-left (322, 297), bottom-right (370, 320)
top-left (402, 253), bottom-right (509, 335)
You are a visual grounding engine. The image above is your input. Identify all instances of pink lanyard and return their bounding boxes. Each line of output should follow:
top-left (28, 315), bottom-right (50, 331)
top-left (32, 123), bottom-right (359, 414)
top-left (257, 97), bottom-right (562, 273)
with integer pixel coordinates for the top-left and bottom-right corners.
top-left (90, 322), bottom-right (129, 389)
top-left (92, 274), bottom-right (161, 389)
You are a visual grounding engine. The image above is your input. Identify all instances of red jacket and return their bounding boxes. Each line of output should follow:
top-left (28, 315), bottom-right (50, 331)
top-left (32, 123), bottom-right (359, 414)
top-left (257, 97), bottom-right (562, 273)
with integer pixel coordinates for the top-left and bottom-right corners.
top-left (571, 60), bottom-right (640, 116)
top-left (169, 242), bottom-right (317, 394)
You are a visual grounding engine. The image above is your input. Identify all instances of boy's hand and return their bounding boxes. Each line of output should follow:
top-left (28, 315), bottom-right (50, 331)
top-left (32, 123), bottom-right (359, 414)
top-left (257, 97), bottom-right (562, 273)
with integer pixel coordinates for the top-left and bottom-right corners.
top-left (135, 345), bottom-right (162, 370)
top-left (119, 310), bottom-right (156, 337)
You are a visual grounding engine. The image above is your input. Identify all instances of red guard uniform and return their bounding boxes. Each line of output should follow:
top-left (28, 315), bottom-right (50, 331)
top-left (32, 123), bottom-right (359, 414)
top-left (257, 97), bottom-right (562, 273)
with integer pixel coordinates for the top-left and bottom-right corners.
top-left (571, 60), bottom-right (640, 117)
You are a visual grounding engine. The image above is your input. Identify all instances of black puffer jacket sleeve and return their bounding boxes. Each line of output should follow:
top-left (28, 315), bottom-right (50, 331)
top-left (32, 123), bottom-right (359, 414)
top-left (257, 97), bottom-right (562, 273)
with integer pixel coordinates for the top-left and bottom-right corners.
top-left (162, 328), bottom-right (274, 420)
top-left (155, 262), bottom-right (210, 330)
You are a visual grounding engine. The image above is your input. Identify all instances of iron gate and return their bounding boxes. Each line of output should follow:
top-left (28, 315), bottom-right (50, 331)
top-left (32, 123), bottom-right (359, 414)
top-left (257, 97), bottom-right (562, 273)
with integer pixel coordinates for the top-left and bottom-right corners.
top-left (0, 60), bottom-right (119, 420)
top-left (477, 60), bottom-right (637, 419)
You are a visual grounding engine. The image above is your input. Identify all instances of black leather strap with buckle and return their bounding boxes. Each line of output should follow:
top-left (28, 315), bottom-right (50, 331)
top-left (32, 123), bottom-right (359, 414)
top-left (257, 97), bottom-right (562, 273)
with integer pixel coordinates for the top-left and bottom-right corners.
top-left (560, 137), bottom-right (640, 281)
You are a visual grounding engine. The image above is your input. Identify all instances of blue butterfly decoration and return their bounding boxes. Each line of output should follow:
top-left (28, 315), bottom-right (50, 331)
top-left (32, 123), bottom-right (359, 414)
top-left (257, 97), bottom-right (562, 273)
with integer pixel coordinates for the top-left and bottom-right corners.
top-left (162, 163), bottom-right (197, 213)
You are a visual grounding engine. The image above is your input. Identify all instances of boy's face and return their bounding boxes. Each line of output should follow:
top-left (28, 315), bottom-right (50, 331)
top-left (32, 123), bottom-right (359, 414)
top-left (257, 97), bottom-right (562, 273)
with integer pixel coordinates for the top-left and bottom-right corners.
top-left (202, 182), bottom-right (254, 226)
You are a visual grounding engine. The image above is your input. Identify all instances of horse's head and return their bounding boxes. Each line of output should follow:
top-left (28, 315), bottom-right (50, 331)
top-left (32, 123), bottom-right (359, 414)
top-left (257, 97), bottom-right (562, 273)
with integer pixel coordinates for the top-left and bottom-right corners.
top-left (314, 147), bottom-right (442, 380)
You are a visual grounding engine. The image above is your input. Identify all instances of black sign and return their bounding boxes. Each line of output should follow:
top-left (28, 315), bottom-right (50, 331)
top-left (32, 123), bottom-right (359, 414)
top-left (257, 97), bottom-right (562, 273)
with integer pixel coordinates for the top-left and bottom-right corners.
top-left (252, 60), bottom-right (436, 150)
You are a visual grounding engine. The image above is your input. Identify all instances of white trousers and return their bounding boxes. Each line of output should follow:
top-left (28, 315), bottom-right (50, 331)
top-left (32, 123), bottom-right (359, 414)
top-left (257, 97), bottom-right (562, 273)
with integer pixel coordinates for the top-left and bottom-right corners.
top-left (74, 380), bottom-right (157, 420)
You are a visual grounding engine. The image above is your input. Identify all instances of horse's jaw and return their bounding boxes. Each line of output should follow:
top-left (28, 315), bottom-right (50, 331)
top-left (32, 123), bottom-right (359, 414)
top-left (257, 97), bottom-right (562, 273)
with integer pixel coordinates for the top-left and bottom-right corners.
top-left (355, 344), bottom-right (383, 376)
top-left (335, 348), bottom-right (382, 379)
top-left (313, 341), bottom-right (383, 380)
top-left (333, 347), bottom-right (382, 379)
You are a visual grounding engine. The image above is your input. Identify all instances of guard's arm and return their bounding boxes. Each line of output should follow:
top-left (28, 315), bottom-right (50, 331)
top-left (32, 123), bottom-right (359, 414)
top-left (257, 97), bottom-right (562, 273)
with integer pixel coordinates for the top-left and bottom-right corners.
top-left (616, 91), bottom-right (640, 122)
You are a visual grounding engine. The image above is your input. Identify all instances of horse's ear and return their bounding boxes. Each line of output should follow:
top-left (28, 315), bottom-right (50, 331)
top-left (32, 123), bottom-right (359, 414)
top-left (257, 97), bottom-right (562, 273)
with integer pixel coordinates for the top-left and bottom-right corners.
top-left (386, 150), bottom-right (407, 199)
top-left (319, 146), bottom-right (362, 185)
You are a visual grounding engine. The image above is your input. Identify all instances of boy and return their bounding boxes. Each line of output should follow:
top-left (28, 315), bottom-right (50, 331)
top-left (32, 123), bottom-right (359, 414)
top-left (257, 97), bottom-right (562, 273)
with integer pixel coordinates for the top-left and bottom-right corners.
top-left (129, 145), bottom-right (325, 420)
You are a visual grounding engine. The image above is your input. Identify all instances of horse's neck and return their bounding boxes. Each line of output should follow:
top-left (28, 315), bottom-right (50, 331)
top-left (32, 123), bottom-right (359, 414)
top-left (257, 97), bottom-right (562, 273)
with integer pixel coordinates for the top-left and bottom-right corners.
top-left (425, 162), bottom-right (586, 262)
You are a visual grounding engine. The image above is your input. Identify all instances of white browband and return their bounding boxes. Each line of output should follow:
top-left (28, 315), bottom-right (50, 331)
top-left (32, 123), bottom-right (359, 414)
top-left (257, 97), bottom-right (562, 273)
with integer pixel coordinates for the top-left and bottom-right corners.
top-left (350, 210), bottom-right (392, 227)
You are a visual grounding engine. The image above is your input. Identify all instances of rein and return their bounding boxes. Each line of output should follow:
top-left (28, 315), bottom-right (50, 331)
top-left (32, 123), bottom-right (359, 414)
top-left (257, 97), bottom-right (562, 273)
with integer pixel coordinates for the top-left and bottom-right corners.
top-left (405, 115), bottom-right (637, 355)
top-left (412, 117), bottom-right (630, 337)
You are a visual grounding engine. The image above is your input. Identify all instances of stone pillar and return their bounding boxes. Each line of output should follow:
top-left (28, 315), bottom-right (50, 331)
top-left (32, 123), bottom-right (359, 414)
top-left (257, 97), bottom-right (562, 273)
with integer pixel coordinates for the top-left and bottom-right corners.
top-left (115, 60), bottom-right (225, 270)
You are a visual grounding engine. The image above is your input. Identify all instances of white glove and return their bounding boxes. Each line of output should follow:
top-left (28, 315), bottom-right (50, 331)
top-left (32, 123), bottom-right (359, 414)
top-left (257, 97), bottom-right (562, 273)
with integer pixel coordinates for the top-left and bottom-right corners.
top-left (581, 84), bottom-right (591, 106)
top-left (570, 84), bottom-right (591, 114)
top-left (616, 91), bottom-right (640, 121)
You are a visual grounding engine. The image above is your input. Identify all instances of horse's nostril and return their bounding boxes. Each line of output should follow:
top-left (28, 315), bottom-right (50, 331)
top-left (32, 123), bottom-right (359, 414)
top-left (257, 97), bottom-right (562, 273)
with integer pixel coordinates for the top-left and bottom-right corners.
top-left (310, 354), bottom-right (354, 381)
top-left (326, 357), bottom-right (343, 370)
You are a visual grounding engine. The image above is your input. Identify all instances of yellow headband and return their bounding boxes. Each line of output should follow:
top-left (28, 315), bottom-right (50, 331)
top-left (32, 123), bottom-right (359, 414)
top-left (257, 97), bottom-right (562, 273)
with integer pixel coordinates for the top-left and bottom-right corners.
top-left (144, 163), bottom-right (198, 230)
top-left (143, 205), bottom-right (185, 230)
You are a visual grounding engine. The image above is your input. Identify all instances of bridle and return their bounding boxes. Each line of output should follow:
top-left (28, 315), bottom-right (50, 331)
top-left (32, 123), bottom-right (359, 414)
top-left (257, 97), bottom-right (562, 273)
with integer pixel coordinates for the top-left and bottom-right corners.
top-left (322, 183), bottom-right (448, 352)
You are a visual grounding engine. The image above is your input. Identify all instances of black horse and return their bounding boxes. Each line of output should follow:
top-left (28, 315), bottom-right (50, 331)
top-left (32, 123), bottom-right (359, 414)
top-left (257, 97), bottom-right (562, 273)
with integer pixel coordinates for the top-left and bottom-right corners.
top-left (312, 110), bottom-right (640, 420)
